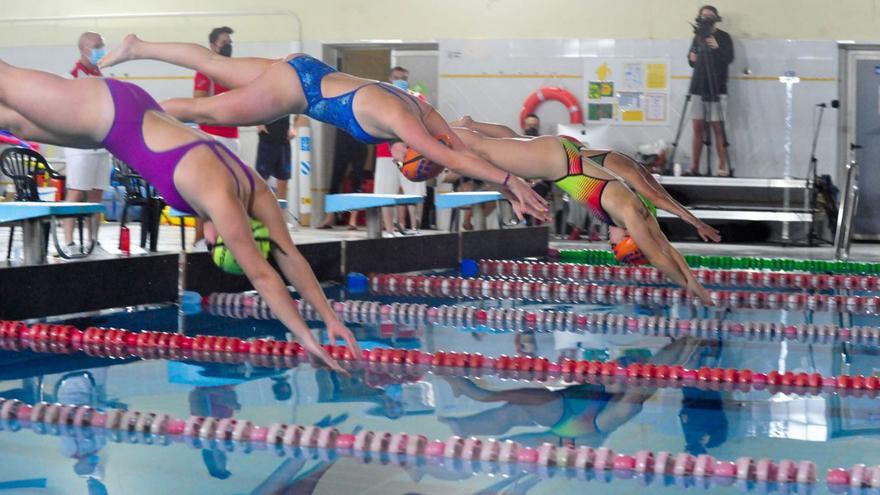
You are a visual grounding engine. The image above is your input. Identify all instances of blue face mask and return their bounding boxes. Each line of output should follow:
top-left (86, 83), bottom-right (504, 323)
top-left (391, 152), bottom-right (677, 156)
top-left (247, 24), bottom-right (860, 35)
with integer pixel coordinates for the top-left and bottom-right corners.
top-left (89, 47), bottom-right (106, 66)
top-left (391, 79), bottom-right (409, 91)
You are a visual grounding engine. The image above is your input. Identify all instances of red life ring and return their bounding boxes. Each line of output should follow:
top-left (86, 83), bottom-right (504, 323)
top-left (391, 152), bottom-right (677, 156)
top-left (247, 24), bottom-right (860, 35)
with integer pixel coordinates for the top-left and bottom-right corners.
top-left (520, 86), bottom-right (583, 129)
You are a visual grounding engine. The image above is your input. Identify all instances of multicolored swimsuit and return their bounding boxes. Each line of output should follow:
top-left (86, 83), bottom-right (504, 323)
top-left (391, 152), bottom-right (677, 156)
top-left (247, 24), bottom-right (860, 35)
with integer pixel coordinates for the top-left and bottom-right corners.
top-left (554, 135), bottom-right (617, 225)
top-left (553, 135), bottom-right (656, 225)
top-left (100, 78), bottom-right (255, 215)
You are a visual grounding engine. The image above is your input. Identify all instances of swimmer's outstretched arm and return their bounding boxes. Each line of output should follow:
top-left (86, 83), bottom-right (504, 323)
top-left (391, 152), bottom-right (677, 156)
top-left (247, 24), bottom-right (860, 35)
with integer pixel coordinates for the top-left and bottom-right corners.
top-left (617, 203), bottom-right (710, 302)
top-left (449, 116), bottom-right (522, 139)
top-left (99, 34), bottom-right (277, 89)
top-left (248, 191), bottom-right (360, 359)
top-left (601, 152), bottom-right (721, 242)
top-left (394, 108), bottom-right (550, 222)
top-left (192, 189), bottom-right (349, 374)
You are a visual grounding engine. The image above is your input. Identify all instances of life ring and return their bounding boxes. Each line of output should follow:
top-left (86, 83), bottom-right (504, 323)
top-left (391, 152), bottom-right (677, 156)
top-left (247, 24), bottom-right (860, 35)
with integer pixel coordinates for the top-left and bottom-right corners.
top-left (520, 86), bottom-right (583, 129)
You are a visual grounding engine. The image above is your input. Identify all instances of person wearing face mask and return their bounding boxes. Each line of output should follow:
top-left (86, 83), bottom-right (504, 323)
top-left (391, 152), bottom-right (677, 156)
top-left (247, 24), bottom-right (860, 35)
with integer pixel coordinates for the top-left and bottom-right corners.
top-left (192, 26), bottom-right (239, 248)
top-left (522, 113), bottom-right (540, 137)
top-left (61, 32), bottom-right (112, 251)
top-left (369, 66), bottom-right (428, 235)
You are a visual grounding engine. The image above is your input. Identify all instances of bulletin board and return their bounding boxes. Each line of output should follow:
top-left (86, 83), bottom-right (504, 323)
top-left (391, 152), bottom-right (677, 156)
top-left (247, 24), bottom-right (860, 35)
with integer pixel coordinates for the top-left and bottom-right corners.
top-left (582, 58), bottom-right (671, 126)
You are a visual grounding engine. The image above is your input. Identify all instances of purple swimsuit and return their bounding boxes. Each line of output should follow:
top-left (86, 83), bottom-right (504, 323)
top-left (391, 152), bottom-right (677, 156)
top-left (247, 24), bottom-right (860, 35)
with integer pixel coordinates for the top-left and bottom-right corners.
top-left (100, 78), bottom-right (254, 215)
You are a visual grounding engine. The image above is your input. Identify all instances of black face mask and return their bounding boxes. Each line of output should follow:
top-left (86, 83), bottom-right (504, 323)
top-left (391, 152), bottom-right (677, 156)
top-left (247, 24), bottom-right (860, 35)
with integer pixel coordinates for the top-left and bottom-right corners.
top-left (524, 127), bottom-right (539, 137)
top-left (218, 43), bottom-right (233, 57)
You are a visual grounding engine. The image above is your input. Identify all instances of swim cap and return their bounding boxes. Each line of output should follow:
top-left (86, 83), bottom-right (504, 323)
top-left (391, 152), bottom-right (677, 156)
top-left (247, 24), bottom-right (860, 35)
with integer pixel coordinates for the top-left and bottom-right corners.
top-left (211, 219), bottom-right (272, 275)
top-left (612, 235), bottom-right (649, 265)
top-left (398, 135), bottom-right (451, 182)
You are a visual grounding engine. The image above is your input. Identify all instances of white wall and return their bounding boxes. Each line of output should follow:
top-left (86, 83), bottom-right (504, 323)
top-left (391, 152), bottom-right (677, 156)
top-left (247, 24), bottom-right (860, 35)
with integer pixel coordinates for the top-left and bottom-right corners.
top-left (439, 38), bottom-right (839, 178)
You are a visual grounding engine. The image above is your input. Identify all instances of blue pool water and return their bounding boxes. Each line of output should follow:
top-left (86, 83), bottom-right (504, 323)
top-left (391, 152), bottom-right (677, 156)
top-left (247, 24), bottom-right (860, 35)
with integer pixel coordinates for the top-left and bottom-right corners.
top-left (2, 279), bottom-right (880, 494)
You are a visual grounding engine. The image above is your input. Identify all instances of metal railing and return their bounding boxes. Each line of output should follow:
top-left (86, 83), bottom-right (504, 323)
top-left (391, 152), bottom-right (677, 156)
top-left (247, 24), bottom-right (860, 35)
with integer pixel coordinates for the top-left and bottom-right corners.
top-left (833, 146), bottom-right (861, 260)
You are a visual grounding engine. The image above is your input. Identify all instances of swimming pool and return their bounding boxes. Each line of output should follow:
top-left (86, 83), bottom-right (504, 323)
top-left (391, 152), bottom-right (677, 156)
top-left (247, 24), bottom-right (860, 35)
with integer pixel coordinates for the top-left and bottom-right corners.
top-left (2, 262), bottom-right (880, 494)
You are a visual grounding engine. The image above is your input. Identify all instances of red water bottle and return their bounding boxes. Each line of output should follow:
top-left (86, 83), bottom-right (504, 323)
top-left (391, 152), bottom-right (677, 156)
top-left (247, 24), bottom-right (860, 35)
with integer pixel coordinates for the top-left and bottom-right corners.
top-left (119, 225), bottom-right (130, 255)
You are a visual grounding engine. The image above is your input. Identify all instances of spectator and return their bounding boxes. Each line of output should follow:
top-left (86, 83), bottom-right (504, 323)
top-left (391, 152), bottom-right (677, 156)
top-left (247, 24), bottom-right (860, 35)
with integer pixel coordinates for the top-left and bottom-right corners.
top-left (192, 26), bottom-right (238, 246)
top-left (62, 32), bottom-right (112, 249)
top-left (520, 114), bottom-right (552, 226)
top-left (687, 5), bottom-right (734, 177)
top-left (255, 115), bottom-right (293, 201)
top-left (315, 129), bottom-right (367, 230)
top-left (371, 66), bottom-right (427, 236)
top-left (522, 113), bottom-right (541, 136)
top-left (390, 141), bottom-right (427, 232)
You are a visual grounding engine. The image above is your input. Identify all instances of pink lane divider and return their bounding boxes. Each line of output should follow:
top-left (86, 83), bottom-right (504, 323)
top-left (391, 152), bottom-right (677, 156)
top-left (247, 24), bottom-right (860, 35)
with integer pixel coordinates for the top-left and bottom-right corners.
top-left (0, 397), bottom-right (835, 487)
top-left (201, 294), bottom-right (880, 349)
top-left (4, 322), bottom-right (880, 399)
top-left (477, 259), bottom-right (880, 292)
top-left (364, 273), bottom-right (880, 315)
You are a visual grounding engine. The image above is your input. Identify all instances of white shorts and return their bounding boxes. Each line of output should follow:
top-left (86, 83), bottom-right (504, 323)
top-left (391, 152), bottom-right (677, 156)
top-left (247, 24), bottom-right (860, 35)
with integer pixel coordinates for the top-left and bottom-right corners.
top-left (691, 95), bottom-right (728, 122)
top-left (400, 175), bottom-right (427, 196)
top-left (64, 148), bottom-right (111, 191)
top-left (373, 156), bottom-right (401, 194)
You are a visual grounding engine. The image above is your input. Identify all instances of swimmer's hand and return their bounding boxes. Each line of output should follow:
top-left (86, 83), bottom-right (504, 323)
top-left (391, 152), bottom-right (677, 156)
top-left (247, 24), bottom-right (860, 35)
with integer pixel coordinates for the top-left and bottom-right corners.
top-left (293, 325), bottom-right (352, 376)
top-left (325, 319), bottom-right (361, 361)
top-left (695, 222), bottom-right (722, 243)
top-left (506, 176), bottom-right (552, 222)
top-left (300, 335), bottom-right (349, 376)
top-left (687, 279), bottom-right (712, 305)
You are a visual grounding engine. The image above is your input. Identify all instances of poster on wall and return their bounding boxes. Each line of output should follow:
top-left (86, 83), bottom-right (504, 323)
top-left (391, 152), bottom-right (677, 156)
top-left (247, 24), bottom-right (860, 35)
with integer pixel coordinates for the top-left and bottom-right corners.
top-left (583, 58), bottom-right (671, 126)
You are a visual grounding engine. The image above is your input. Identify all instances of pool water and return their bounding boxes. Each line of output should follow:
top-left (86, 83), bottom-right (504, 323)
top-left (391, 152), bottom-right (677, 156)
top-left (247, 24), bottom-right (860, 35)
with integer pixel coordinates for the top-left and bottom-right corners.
top-left (1, 272), bottom-right (880, 495)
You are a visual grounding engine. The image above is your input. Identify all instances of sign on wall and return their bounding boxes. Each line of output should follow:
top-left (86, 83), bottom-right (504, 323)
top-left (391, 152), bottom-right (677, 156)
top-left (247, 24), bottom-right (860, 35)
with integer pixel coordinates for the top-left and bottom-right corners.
top-left (582, 58), bottom-right (671, 125)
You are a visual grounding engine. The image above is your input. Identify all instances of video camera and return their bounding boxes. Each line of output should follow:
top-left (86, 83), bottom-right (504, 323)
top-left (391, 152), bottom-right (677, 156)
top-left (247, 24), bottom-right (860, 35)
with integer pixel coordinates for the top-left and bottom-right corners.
top-left (692, 14), bottom-right (721, 38)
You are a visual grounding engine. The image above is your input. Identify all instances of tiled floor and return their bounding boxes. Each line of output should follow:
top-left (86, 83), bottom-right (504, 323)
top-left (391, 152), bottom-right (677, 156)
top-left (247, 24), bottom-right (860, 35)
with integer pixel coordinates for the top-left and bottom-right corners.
top-left (1, 219), bottom-right (877, 267)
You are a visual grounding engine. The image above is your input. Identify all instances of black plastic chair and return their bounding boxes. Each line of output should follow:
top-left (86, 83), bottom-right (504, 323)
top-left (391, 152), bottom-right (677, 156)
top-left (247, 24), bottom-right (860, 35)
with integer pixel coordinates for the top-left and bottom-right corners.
top-left (113, 159), bottom-right (163, 252)
top-left (0, 147), bottom-right (91, 259)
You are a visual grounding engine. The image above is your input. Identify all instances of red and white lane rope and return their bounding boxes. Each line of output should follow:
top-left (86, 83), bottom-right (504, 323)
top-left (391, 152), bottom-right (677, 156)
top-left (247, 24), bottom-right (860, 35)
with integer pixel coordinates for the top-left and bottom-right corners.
top-left (3, 321), bottom-right (880, 398)
top-left (366, 273), bottom-right (880, 314)
top-left (478, 259), bottom-right (880, 292)
top-left (206, 293), bottom-right (880, 348)
top-left (0, 398), bottom-right (838, 486)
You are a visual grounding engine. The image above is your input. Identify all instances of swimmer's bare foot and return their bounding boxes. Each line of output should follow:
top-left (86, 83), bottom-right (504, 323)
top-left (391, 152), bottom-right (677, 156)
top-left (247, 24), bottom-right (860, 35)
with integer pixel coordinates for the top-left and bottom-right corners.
top-left (99, 33), bottom-right (142, 69)
top-left (443, 376), bottom-right (470, 398)
top-left (449, 116), bottom-right (474, 129)
top-left (438, 415), bottom-right (464, 436)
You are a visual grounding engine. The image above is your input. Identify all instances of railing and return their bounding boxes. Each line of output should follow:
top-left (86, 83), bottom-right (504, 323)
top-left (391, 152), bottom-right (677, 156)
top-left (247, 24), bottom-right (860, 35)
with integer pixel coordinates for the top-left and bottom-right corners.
top-left (833, 146), bottom-right (861, 260)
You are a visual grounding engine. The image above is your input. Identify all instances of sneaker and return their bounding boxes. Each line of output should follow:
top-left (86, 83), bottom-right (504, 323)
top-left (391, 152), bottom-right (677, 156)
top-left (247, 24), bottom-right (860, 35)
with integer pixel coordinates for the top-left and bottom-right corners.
top-left (566, 228), bottom-right (582, 241)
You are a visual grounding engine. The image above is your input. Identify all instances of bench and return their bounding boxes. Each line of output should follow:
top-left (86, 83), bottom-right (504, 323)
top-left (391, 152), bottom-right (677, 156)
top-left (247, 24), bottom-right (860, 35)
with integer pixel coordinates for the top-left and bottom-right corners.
top-left (324, 193), bottom-right (423, 239)
top-left (0, 202), bottom-right (104, 264)
top-left (434, 191), bottom-right (504, 231)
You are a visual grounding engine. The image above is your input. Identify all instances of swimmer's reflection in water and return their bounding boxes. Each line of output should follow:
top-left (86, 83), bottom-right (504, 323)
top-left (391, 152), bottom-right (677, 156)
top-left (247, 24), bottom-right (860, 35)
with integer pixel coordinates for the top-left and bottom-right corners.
top-left (439, 337), bottom-right (728, 455)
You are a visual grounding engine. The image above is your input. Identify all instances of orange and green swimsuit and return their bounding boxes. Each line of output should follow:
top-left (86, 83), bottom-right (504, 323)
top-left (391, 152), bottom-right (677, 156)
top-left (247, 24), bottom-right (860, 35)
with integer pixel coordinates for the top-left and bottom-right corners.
top-left (554, 135), bottom-right (656, 225)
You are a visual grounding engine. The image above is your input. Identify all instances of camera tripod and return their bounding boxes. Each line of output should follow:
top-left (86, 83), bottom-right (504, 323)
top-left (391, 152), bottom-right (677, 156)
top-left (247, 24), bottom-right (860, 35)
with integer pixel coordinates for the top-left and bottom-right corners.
top-left (669, 38), bottom-right (733, 176)
top-left (804, 101), bottom-right (837, 246)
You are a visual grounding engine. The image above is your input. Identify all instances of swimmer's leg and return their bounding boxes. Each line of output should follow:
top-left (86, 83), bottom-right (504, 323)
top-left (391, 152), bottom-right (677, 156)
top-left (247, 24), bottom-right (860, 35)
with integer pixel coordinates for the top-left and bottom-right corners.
top-left (100, 34), bottom-right (276, 89)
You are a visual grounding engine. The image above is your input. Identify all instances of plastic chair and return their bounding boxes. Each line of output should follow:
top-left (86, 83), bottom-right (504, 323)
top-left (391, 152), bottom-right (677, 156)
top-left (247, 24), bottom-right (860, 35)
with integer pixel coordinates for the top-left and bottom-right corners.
top-left (113, 158), bottom-right (163, 252)
top-left (0, 147), bottom-right (92, 259)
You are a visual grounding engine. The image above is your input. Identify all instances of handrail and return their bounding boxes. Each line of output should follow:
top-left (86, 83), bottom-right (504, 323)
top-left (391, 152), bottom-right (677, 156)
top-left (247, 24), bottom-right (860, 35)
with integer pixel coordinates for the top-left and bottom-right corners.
top-left (833, 146), bottom-right (860, 260)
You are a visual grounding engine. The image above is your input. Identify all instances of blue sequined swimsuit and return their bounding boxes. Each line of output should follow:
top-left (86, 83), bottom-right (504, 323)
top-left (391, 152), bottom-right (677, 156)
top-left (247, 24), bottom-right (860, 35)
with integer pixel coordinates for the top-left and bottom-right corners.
top-left (286, 55), bottom-right (420, 145)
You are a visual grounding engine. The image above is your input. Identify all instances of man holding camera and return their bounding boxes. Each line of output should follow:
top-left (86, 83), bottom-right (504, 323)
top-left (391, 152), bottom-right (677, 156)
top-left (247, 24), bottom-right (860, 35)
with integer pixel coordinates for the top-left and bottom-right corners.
top-left (687, 5), bottom-right (734, 177)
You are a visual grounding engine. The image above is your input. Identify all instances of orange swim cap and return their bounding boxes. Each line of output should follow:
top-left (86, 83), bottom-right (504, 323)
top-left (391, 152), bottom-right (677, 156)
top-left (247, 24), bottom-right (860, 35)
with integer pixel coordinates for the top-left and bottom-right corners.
top-left (612, 235), bottom-right (649, 265)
